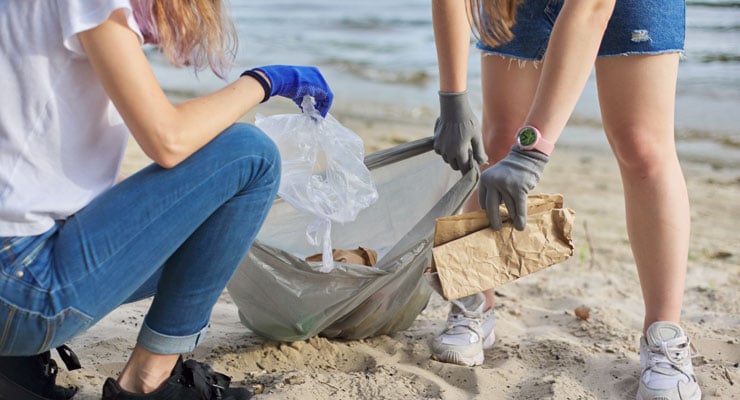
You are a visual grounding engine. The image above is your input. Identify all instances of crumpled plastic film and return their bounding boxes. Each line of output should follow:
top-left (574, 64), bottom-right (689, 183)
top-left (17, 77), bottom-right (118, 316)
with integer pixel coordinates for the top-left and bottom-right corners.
top-left (255, 96), bottom-right (378, 272)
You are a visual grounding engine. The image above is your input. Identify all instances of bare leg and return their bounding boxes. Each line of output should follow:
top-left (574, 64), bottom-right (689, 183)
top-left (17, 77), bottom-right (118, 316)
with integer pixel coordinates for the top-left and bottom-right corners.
top-left (117, 346), bottom-right (179, 394)
top-left (476, 55), bottom-right (542, 309)
top-left (595, 54), bottom-right (688, 333)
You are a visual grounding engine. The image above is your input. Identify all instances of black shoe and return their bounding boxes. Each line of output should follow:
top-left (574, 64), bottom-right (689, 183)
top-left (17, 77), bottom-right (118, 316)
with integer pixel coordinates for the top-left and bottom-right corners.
top-left (102, 356), bottom-right (252, 400)
top-left (0, 345), bottom-right (81, 400)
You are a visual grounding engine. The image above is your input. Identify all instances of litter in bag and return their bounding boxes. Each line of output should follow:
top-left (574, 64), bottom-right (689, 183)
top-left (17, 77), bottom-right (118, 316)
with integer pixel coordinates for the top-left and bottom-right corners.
top-left (255, 97), bottom-right (378, 272)
top-left (227, 137), bottom-right (478, 341)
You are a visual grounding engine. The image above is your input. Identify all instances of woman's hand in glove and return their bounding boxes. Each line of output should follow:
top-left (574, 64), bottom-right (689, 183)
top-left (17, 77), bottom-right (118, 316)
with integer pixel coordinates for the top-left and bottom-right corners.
top-left (253, 65), bottom-right (334, 117)
top-left (478, 146), bottom-right (548, 231)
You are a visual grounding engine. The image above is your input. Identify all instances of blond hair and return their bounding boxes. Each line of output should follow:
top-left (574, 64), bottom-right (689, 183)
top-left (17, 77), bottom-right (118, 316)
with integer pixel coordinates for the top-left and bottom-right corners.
top-left (132, 0), bottom-right (237, 78)
top-left (467, 0), bottom-right (523, 48)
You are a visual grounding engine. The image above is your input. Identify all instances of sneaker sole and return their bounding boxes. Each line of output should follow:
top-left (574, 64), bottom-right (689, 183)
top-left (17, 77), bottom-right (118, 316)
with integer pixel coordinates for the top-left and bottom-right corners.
top-left (636, 390), bottom-right (701, 400)
top-left (431, 331), bottom-right (495, 367)
top-left (431, 349), bottom-right (485, 367)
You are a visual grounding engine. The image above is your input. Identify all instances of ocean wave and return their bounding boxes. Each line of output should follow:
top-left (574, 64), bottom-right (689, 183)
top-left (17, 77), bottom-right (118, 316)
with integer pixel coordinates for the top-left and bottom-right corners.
top-left (687, 0), bottom-right (740, 7)
top-left (321, 59), bottom-right (431, 86)
top-left (699, 53), bottom-right (740, 63)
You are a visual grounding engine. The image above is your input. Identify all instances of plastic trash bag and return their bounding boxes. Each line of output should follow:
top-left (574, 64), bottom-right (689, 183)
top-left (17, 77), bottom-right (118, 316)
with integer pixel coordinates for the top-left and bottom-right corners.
top-left (226, 137), bottom-right (478, 341)
top-left (255, 97), bottom-right (378, 272)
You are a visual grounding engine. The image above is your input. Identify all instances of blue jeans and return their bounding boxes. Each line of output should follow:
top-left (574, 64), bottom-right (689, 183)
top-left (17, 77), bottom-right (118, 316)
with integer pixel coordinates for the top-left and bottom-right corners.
top-left (477, 0), bottom-right (686, 60)
top-left (0, 123), bottom-right (280, 356)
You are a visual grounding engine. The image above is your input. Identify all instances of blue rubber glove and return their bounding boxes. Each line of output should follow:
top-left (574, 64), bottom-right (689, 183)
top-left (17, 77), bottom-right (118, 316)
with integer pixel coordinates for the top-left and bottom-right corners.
top-left (433, 91), bottom-right (488, 174)
top-left (478, 146), bottom-right (549, 231)
top-left (255, 65), bottom-right (334, 117)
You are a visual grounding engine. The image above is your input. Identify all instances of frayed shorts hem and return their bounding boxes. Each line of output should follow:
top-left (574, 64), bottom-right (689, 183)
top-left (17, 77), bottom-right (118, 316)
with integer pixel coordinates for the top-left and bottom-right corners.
top-left (478, 48), bottom-right (684, 66)
top-left (596, 49), bottom-right (685, 58)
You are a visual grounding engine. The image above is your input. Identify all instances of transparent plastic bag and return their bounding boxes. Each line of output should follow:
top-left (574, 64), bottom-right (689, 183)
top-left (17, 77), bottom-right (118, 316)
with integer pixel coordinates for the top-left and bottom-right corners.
top-left (255, 96), bottom-right (378, 272)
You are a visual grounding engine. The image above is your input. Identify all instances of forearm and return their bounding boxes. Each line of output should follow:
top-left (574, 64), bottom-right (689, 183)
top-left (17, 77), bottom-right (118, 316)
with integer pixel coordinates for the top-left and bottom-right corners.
top-left (114, 73), bottom-right (263, 170)
top-left (80, 9), bottom-right (264, 169)
top-left (432, 0), bottom-right (472, 92)
top-left (525, 0), bottom-right (615, 142)
top-left (160, 77), bottom-right (265, 164)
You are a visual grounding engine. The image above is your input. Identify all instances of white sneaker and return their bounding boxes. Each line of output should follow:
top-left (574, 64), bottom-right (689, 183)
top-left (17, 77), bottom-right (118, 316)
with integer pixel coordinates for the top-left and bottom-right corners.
top-left (637, 321), bottom-right (701, 400)
top-left (431, 293), bottom-right (496, 367)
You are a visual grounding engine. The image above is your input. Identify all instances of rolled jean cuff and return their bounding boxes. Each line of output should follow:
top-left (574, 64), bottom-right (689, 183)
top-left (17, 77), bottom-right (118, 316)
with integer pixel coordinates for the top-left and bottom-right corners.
top-left (136, 321), bottom-right (208, 354)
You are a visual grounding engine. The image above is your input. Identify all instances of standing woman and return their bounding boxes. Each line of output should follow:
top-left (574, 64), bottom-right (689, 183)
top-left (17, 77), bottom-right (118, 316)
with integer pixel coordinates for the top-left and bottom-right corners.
top-left (430, 0), bottom-right (701, 399)
top-left (0, 0), bottom-right (333, 399)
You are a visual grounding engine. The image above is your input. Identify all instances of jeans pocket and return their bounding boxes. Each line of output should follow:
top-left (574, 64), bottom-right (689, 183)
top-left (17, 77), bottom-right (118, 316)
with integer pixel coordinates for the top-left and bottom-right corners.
top-left (0, 300), bottom-right (93, 356)
top-left (1, 229), bottom-right (57, 284)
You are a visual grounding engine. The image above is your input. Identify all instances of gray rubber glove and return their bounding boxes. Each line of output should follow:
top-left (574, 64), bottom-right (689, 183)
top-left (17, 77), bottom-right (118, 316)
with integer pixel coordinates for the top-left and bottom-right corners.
top-left (478, 145), bottom-right (549, 231)
top-left (433, 91), bottom-right (488, 173)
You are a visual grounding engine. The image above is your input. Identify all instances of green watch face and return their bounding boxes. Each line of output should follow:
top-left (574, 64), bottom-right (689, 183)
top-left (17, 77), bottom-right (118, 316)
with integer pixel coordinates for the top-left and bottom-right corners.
top-left (518, 128), bottom-right (537, 146)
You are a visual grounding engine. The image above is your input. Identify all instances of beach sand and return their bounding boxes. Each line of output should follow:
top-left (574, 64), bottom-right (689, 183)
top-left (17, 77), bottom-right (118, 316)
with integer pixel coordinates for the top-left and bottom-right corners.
top-left (58, 98), bottom-right (739, 399)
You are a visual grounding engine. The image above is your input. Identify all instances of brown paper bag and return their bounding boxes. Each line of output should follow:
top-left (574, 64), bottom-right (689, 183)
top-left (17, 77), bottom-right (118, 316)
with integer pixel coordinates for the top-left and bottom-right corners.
top-left (428, 193), bottom-right (574, 300)
top-left (306, 247), bottom-right (379, 266)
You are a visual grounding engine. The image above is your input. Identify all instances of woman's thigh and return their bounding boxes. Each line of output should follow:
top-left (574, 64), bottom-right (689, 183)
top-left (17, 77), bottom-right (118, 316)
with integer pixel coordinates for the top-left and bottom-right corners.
top-left (0, 123), bottom-right (280, 355)
top-left (595, 53), bottom-right (680, 163)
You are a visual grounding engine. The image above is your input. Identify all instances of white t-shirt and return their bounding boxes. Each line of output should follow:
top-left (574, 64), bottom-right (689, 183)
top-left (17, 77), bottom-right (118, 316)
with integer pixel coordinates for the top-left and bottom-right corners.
top-left (0, 0), bottom-right (143, 236)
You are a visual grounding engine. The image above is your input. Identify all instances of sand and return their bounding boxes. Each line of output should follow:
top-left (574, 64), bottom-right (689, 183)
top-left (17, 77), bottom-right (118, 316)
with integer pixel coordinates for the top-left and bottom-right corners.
top-left (57, 98), bottom-right (739, 399)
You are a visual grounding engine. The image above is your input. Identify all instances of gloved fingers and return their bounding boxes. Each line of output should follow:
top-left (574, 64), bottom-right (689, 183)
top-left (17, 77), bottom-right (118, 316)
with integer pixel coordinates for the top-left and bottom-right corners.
top-left (471, 135), bottom-right (488, 166)
top-left (459, 149), bottom-right (473, 175)
top-left (312, 89), bottom-right (333, 117)
top-left (480, 185), bottom-right (503, 231)
top-left (510, 191), bottom-right (529, 231)
top-left (306, 70), bottom-right (333, 117)
top-left (293, 89), bottom-right (333, 118)
top-left (456, 148), bottom-right (470, 173)
top-left (448, 155), bottom-right (460, 172)
top-left (500, 190), bottom-right (529, 231)
top-left (499, 192), bottom-right (519, 230)
top-left (432, 119), bottom-right (444, 155)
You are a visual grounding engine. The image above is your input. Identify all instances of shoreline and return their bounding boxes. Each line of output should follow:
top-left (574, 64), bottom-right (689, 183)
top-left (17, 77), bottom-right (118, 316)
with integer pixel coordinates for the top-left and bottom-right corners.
top-left (152, 65), bottom-right (740, 170)
top-left (84, 97), bottom-right (739, 400)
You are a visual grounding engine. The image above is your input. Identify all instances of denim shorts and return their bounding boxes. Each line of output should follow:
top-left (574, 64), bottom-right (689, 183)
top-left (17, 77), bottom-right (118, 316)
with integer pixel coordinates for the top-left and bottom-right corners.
top-left (477, 0), bottom-right (686, 61)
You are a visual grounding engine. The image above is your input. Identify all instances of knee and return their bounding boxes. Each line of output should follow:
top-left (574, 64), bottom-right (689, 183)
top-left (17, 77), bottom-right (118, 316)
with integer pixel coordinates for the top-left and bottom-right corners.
top-left (609, 130), bottom-right (677, 177)
top-left (224, 123), bottom-right (279, 158)
top-left (216, 123), bottom-right (281, 185)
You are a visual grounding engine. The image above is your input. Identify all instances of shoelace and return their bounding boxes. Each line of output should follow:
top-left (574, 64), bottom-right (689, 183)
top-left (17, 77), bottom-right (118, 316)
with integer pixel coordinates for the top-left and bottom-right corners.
top-left (444, 309), bottom-right (484, 337)
top-left (181, 359), bottom-right (233, 400)
top-left (646, 336), bottom-right (695, 379)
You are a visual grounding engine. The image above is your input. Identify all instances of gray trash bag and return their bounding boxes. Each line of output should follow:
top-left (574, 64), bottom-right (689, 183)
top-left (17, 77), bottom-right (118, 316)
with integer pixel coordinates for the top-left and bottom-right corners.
top-left (226, 137), bottom-right (478, 341)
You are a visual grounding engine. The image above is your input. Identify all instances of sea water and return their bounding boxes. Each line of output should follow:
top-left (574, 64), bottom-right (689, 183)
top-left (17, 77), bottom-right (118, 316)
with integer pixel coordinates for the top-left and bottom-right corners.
top-left (149, 0), bottom-right (740, 168)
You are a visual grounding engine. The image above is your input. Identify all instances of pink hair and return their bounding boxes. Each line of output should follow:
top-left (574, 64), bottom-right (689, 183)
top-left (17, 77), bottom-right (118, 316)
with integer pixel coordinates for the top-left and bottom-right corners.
top-left (128, 0), bottom-right (236, 79)
top-left (130, 0), bottom-right (159, 45)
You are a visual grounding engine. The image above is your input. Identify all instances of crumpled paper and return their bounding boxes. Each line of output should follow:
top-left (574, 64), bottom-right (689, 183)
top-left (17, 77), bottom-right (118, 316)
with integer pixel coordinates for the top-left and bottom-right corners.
top-left (306, 247), bottom-right (378, 267)
top-left (426, 193), bottom-right (575, 300)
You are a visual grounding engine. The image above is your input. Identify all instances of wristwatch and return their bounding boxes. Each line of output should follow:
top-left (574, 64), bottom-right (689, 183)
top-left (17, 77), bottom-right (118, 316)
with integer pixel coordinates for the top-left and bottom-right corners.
top-left (515, 125), bottom-right (554, 156)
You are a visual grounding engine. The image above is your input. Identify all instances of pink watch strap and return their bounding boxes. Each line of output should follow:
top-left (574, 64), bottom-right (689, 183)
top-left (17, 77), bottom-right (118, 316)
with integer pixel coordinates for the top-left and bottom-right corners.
top-left (534, 134), bottom-right (555, 156)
